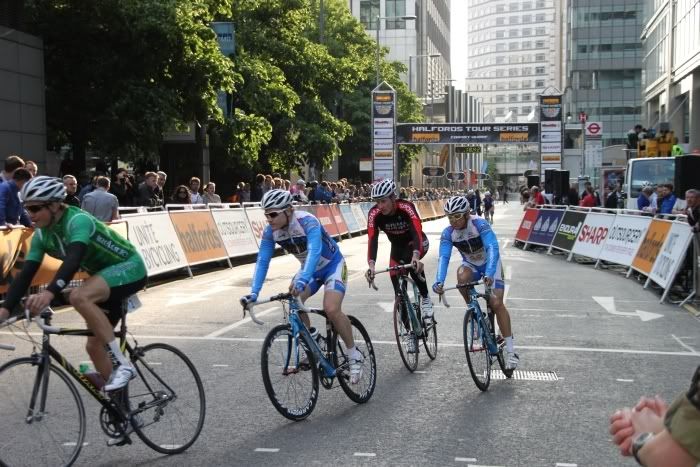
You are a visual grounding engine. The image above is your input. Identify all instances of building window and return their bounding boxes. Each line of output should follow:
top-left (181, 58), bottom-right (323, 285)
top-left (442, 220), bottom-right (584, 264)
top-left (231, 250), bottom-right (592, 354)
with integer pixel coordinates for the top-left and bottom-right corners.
top-left (496, 82), bottom-right (506, 90)
top-left (496, 94), bottom-right (506, 103)
top-left (522, 28), bottom-right (532, 36)
top-left (522, 1), bottom-right (532, 9)
top-left (509, 81), bottom-right (519, 89)
top-left (535, 79), bottom-right (545, 87)
top-left (535, 53), bottom-right (546, 61)
top-left (535, 13), bottom-right (545, 22)
top-left (496, 108), bottom-right (505, 116)
top-left (522, 67), bottom-right (532, 75)
top-left (522, 79), bottom-right (532, 88)
top-left (535, 27), bottom-right (546, 35)
top-left (509, 2), bottom-right (519, 10)
top-left (521, 106), bottom-right (532, 114)
top-left (496, 56), bottom-right (505, 64)
top-left (496, 4), bottom-right (505, 12)
top-left (509, 94), bottom-right (519, 102)
top-left (496, 30), bottom-right (505, 38)
top-left (522, 14), bottom-right (532, 23)
top-left (509, 68), bottom-right (519, 76)
top-left (522, 40), bottom-right (532, 49)
top-left (535, 40), bottom-right (545, 48)
top-left (386, 0), bottom-right (406, 29)
top-left (535, 0), bottom-right (545, 8)
top-left (359, 0), bottom-right (379, 29)
top-left (509, 42), bottom-right (520, 50)
top-left (522, 93), bottom-right (532, 101)
top-left (535, 66), bottom-right (545, 74)
top-left (496, 43), bottom-right (506, 51)
top-left (496, 17), bottom-right (505, 25)
top-left (509, 16), bottom-right (520, 24)
top-left (509, 29), bottom-right (519, 37)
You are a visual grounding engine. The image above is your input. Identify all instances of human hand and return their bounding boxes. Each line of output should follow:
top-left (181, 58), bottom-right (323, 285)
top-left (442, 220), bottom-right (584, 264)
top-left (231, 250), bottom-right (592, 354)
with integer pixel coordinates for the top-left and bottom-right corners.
top-left (634, 395), bottom-right (668, 418)
top-left (240, 293), bottom-right (258, 307)
top-left (610, 408), bottom-right (635, 456)
top-left (0, 307), bottom-right (10, 322)
top-left (411, 253), bottom-right (423, 273)
top-left (630, 406), bottom-right (665, 435)
top-left (365, 263), bottom-right (375, 284)
top-left (484, 276), bottom-right (494, 287)
top-left (432, 282), bottom-right (444, 295)
top-left (291, 279), bottom-right (307, 297)
top-left (25, 290), bottom-right (55, 316)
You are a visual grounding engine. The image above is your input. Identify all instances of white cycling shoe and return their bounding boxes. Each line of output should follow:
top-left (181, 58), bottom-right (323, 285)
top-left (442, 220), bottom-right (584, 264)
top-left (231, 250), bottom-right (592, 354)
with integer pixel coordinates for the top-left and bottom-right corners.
top-left (104, 365), bottom-right (136, 392)
top-left (505, 352), bottom-right (520, 370)
top-left (421, 297), bottom-right (434, 322)
top-left (349, 349), bottom-right (364, 384)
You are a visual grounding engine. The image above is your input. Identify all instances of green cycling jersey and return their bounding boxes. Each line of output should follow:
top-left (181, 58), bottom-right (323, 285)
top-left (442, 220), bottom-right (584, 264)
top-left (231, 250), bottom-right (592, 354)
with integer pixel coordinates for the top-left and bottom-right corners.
top-left (26, 206), bottom-right (145, 286)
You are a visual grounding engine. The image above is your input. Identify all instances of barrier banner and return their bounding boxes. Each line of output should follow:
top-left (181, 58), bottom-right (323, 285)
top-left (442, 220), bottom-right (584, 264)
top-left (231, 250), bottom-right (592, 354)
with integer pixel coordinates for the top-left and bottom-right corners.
top-left (515, 208), bottom-right (539, 242)
top-left (126, 212), bottom-right (189, 276)
top-left (413, 201), bottom-right (425, 220)
top-left (169, 210), bottom-right (228, 266)
top-left (294, 204), bottom-right (313, 214)
top-left (350, 204), bottom-right (368, 231)
top-left (526, 209), bottom-right (565, 247)
top-left (210, 208), bottom-right (259, 258)
top-left (571, 212), bottom-right (616, 259)
top-left (339, 204), bottom-right (361, 233)
top-left (329, 204), bottom-right (349, 236)
top-left (315, 205), bottom-right (340, 237)
top-left (427, 200), bottom-right (438, 218)
top-left (648, 222), bottom-right (693, 288)
top-left (0, 228), bottom-right (32, 293)
top-left (108, 221), bottom-right (129, 239)
top-left (432, 199), bottom-right (443, 217)
top-left (551, 211), bottom-right (587, 252)
top-left (360, 202), bottom-right (374, 217)
top-left (632, 219), bottom-right (672, 274)
top-left (244, 207), bottom-right (269, 247)
top-left (598, 215), bottom-right (651, 267)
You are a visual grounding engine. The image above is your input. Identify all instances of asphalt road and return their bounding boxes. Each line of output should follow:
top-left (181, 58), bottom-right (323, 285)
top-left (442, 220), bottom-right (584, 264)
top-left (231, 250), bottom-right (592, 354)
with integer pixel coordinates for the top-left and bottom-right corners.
top-left (1, 201), bottom-right (699, 467)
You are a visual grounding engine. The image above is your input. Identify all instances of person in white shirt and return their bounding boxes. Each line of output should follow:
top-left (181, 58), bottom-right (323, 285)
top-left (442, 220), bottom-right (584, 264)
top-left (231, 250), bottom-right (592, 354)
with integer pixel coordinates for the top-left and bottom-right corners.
top-left (189, 177), bottom-right (205, 204)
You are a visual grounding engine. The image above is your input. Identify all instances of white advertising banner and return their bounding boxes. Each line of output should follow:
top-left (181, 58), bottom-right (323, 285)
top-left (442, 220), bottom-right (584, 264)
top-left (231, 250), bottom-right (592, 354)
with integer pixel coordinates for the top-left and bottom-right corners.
top-left (351, 203), bottom-right (368, 231)
top-left (244, 206), bottom-right (271, 248)
top-left (124, 211), bottom-right (189, 276)
top-left (598, 215), bottom-right (652, 266)
top-left (571, 212), bottom-right (616, 259)
top-left (648, 222), bottom-right (694, 289)
top-left (210, 208), bottom-right (259, 257)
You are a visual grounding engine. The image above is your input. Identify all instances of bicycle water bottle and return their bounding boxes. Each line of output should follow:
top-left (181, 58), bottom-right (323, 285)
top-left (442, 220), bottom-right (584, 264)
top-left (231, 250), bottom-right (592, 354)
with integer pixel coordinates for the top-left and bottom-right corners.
top-left (309, 327), bottom-right (326, 353)
top-left (79, 361), bottom-right (105, 389)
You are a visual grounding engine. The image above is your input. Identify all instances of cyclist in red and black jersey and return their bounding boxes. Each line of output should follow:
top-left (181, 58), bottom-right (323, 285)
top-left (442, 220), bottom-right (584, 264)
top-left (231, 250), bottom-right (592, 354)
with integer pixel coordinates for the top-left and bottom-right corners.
top-left (365, 179), bottom-right (433, 322)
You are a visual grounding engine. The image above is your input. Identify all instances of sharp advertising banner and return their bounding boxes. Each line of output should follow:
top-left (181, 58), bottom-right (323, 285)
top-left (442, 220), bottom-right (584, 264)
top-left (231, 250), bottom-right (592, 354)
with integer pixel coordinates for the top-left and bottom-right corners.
top-left (396, 123), bottom-right (539, 144)
top-left (571, 213), bottom-right (616, 259)
top-left (526, 209), bottom-right (565, 247)
top-left (539, 95), bottom-right (563, 177)
top-left (598, 215), bottom-right (651, 267)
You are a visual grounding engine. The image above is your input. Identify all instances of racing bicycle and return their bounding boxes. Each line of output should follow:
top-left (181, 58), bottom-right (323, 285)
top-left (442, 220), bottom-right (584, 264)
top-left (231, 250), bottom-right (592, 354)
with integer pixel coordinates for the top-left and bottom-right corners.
top-left (439, 281), bottom-right (513, 391)
top-left (369, 264), bottom-right (437, 372)
top-left (241, 293), bottom-right (376, 421)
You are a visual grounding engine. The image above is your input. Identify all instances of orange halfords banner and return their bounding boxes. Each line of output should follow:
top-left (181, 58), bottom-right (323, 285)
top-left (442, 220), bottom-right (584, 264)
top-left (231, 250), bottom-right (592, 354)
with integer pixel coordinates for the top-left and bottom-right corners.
top-left (631, 219), bottom-right (672, 274)
top-left (168, 211), bottom-right (228, 266)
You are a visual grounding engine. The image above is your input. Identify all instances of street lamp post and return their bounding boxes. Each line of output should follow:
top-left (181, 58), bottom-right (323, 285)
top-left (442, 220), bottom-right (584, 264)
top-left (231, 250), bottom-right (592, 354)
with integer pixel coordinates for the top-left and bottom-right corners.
top-left (376, 14), bottom-right (416, 85)
top-left (409, 53), bottom-right (441, 95)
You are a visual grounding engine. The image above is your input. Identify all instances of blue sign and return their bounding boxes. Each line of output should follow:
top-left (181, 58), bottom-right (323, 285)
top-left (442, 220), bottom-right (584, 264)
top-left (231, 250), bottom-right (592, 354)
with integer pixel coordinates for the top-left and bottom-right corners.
top-left (360, 202), bottom-right (374, 217)
top-left (527, 209), bottom-right (565, 246)
top-left (339, 204), bottom-right (360, 233)
top-left (211, 22), bottom-right (235, 56)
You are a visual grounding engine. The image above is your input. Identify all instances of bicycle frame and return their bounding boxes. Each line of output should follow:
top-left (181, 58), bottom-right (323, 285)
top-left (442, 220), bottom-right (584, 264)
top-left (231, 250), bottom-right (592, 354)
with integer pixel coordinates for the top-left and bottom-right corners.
top-left (244, 294), bottom-right (337, 378)
top-left (369, 264), bottom-right (424, 336)
top-left (440, 282), bottom-right (498, 355)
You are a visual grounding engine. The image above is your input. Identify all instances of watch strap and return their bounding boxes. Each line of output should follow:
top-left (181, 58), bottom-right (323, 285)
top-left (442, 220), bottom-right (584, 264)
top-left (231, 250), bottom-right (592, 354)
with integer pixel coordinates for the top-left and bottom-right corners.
top-left (632, 432), bottom-right (653, 465)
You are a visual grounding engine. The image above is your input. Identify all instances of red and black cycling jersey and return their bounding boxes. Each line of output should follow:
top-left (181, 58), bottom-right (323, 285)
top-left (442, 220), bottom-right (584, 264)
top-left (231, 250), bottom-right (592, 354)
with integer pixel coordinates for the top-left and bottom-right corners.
top-left (367, 199), bottom-right (426, 263)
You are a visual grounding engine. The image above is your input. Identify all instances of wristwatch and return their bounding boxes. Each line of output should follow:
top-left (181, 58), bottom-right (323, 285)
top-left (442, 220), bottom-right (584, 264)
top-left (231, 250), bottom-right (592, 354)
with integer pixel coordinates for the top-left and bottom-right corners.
top-left (631, 432), bottom-right (653, 465)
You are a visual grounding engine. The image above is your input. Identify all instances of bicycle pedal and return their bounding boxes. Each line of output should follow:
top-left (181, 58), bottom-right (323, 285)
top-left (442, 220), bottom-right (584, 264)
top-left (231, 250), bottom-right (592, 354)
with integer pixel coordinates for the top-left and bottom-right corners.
top-left (107, 435), bottom-right (132, 447)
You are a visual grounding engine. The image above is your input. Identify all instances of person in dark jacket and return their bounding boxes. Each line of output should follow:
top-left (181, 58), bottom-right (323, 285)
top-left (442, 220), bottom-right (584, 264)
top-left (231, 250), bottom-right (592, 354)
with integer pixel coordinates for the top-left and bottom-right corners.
top-left (110, 168), bottom-right (133, 207)
top-left (135, 172), bottom-right (162, 208)
top-left (250, 174), bottom-right (265, 202)
top-left (63, 175), bottom-right (81, 208)
top-left (0, 168), bottom-right (32, 226)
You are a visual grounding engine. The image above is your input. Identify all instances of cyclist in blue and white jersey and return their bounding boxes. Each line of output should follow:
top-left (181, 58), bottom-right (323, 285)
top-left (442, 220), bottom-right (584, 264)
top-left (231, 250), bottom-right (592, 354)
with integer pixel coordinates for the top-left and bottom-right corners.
top-left (240, 189), bottom-right (363, 383)
top-left (432, 196), bottom-right (519, 370)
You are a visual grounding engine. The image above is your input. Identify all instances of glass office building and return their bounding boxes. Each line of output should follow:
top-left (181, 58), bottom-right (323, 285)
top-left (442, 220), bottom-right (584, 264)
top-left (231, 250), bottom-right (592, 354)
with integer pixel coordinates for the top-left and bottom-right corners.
top-left (565, 0), bottom-right (644, 147)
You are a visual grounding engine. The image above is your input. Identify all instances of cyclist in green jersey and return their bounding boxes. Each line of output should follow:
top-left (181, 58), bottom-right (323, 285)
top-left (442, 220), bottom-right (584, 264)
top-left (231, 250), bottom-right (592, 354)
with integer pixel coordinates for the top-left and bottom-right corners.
top-left (0, 176), bottom-right (147, 391)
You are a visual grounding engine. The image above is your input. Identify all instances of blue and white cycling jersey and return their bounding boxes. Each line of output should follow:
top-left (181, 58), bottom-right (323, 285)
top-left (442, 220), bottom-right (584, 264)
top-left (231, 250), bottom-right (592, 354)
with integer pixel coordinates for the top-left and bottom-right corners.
top-left (251, 210), bottom-right (343, 295)
top-left (435, 216), bottom-right (502, 285)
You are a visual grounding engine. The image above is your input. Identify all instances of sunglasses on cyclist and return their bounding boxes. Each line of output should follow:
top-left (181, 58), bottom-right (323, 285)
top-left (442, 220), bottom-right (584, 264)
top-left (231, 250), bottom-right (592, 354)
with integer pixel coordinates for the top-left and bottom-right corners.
top-left (447, 213), bottom-right (466, 221)
top-left (264, 210), bottom-right (285, 219)
top-left (26, 204), bottom-right (49, 214)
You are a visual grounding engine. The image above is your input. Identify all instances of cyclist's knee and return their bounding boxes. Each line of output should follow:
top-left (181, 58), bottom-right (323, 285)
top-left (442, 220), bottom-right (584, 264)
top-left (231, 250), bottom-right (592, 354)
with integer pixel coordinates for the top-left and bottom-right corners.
top-left (69, 289), bottom-right (90, 309)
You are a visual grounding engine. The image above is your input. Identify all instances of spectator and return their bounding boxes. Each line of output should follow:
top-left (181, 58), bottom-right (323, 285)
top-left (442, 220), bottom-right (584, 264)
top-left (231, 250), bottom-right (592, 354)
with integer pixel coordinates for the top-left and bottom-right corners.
top-left (314, 181), bottom-right (333, 203)
top-left (78, 175), bottom-right (98, 201)
top-left (580, 185), bottom-right (597, 207)
top-left (658, 183), bottom-right (677, 214)
top-left (171, 185), bottom-right (191, 204)
top-left (81, 176), bottom-right (119, 222)
top-left (110, 168), bottom-right (133, 207)
top-left (626, 124), bottom-right (645, 150)
top-left (189, 177), bottom-right (204, 204)
top-left (466, 189), bottom-right (482, 215)
top-left (63, 175), bottom-right (81, 208)
top-left (202, 182), bottom-right (221, 204)
top-left (483, 191), bottom-right (495, 224)
top-left (609, 365), bottom-right (700, 466)
top-left (24, 160), bottom-right (38, 177)
top-left (156, 171), bottom-right (167, 206)
top-left (580, 181), bottom-right (601, 206)
top-left (527, 186), bottom-right (545, 207)
top-left (683, 189), bottom-right (699, 233)
top-left (251, 174), bottom-right (265, 202)
top-left (605, 183), bottom-right (624, 209)
top-left (136, 172), bottom-right (162, 208)
top-left (0, 168), bottom-right (32, 226)
top-left (638, 185), bottom-right (655, 212)
top-left (566, 184), bottom-right (580, 206)
top-left (291, 180), bottom-right (308, 203)
top-left (263, 175), bottom-right (274, 193)
top-left (1, 155), bottom-right (25, 182)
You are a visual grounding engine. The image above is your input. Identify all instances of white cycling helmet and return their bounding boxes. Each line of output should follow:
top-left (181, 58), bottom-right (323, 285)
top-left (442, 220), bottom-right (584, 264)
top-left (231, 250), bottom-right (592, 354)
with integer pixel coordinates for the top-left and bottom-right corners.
top-left (371, 179), bottom-right (396, 200)
top-left (20, 176), bottom-right (66, 203)
top-left (444, 196), bottom-right (470, 214)
top-left (261, 189), bottom-right (293, 210)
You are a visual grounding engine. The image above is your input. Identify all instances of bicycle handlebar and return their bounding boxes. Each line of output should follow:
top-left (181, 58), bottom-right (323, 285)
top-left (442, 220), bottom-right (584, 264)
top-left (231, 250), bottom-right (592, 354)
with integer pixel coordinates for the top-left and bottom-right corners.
top-left (437, 281), bottom-right (491, 308)
top-left (367, 263), bottom-right (426, 290)
top-left (0, 343), bottom-right (15, 351)
top-left (240, 293), bottom-right (310, 325)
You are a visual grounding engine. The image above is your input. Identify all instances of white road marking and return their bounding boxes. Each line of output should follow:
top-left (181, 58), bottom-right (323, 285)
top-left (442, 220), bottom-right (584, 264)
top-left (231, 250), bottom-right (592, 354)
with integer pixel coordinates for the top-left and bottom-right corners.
top-left (205, 306), bottom-right (279, 337)
top-left (353, 452), bottom-right (376, 457)
top-left (62, 442), bottom-right (89, 447)
top-left (592, 296), bottom-right (663, 322)
top-left (671, 334), bottom-right (699, 354)
top-left (501, 257), bottom-right (535, 263)
top-left (212, 364), bottom-right (229, 367)
top-left (166, 285), bottom-right (230, 307)
top-left (556, 463), bottom-right (578, 467)
top-left (378, 302), bottom-right (395, 313)
top-left (555, 314), bottom-right (586, 319)
top-left (255, 448), bottom-right (279, 453)
top-left (504, 265), bottom-right (512, 280)
top-left (503, 284), bottom-right (510, 305)
top-left (503, 239), bottom-right (509, 249)
top-left (523, 335), bottom-right (543, 338)
top-left (159, 444), bottom-right (182, 449)
top-left (414, 370), bottom-right (427, 374)
top-left (616, 379), bottom-right (634, 382)
top-left (467, 464), bottom-right (504, 467)
top-left (454, 457), bottom-right (477, 462)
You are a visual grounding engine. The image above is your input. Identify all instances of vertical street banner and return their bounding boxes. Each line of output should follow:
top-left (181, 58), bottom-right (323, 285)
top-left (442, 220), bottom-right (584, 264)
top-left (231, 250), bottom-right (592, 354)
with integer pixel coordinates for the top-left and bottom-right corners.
top-left (526, 209), bottom-right (565, 247)
top-left (585, 121), bottom-right (603, 171)
top-left (551, 210), bottom-right (587, 252)
top-left (648, 222), bottom-right (694, 289)
top-left (539, 95), bottom-right (563, 177)
top-left (371, 82), bottom-right (396, 182)
top-left (631, 219), bottom-right (672, 274)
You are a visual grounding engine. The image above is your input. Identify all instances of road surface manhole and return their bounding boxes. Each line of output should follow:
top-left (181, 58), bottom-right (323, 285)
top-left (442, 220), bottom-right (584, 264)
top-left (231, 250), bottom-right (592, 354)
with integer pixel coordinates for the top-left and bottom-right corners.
top-left (491, 370), bottom-right (558, 381)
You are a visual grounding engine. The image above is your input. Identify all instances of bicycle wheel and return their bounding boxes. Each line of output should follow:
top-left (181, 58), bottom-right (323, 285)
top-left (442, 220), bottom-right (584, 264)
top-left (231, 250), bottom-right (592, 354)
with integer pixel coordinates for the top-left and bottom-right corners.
top-left (463, 309), bottom-right (491, 391)
top-left (496, 340), bottom-right (514, 378)
top-left (422, 317), bottom-right (438, 360)
top-left (0, 357), bottom-right (85, 467)
top-left (393, 297), bottom-right (418, 372)
top-left (261, 324), bottom-right (319, 421)
top-left (332, 315), bottom-right (377, 403)
top-left (128, 343), bottom-right (206, 454)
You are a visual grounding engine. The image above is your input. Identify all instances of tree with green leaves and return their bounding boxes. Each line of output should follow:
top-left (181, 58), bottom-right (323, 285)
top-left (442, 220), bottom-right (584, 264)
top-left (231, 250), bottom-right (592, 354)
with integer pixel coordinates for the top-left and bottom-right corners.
top-left (24, 0), bottom-right (234, 172)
